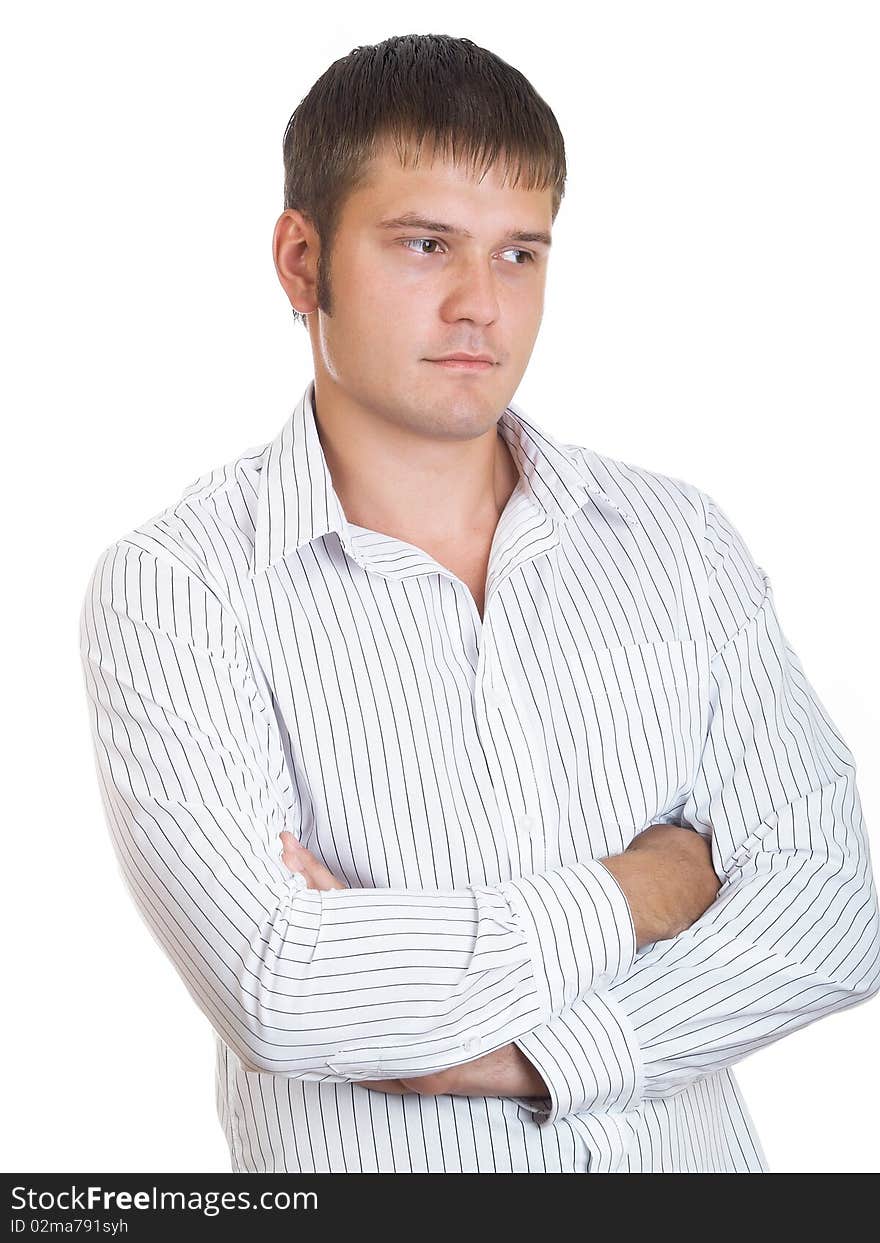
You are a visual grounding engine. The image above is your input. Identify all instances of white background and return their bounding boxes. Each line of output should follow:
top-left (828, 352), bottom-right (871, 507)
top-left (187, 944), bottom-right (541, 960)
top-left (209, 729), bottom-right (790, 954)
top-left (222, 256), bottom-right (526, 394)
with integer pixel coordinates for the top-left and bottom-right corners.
top-left (2, 1), bottom-right (877, 1173)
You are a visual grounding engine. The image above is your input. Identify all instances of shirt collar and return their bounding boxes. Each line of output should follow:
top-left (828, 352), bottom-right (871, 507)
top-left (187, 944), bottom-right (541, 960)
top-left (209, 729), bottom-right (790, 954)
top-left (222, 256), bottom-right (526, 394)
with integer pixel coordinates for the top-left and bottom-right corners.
top-left (250, 379), bottom-right (640, 579)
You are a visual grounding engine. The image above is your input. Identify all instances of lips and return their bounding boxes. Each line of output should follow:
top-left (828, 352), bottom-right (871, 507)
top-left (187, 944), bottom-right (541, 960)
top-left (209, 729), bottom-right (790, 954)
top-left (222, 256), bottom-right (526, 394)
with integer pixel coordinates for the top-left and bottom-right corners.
top-left (433, 354), bottom-right (495, 363)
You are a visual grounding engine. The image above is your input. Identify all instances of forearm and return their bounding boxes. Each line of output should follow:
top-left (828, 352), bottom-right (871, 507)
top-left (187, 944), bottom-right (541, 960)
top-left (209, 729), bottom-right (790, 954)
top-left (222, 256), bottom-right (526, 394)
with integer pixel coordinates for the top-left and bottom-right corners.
top-left (101, 788), bottom-right (637, 1080)
top-left (596, 828), bottom-right (720, 950)
top-left (81, 541), bottom-right (640, 1084)
top-left (246, 857), bottom-right (635, 1079)
top-left (396, 824), bottom-right (719, 1102)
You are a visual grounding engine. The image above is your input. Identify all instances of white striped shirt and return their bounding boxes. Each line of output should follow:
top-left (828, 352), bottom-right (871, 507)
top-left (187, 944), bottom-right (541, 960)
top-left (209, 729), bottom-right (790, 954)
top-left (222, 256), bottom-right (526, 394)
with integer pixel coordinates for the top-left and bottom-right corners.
top-left (79, 378), bottom-right (880, 1173)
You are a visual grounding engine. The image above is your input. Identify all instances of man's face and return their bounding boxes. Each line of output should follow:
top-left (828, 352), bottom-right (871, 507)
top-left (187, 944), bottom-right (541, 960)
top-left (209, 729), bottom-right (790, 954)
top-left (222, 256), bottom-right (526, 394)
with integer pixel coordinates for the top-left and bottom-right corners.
top-left (303, 139), bottom-right (554, 441)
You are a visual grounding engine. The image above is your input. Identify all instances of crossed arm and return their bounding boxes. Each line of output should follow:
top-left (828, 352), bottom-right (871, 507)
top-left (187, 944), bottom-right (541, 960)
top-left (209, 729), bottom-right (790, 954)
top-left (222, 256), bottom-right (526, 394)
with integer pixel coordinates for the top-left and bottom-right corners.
top-left (80, 490), bottom-right (880, 1129)
top-left (279, 822), bottom-right (722, 1101)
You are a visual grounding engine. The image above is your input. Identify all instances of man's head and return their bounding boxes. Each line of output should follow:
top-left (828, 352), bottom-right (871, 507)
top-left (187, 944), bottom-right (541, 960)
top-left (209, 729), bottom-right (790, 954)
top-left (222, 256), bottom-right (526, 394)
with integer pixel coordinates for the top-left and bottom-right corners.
top-left (273, 33), bottom-right (566, 442)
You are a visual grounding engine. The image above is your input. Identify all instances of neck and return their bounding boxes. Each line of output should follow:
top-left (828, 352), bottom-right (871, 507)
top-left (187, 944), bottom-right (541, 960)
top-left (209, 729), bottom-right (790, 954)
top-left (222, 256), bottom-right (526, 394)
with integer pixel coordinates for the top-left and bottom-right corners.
top-left (311, 377), bottom-right (521, 545)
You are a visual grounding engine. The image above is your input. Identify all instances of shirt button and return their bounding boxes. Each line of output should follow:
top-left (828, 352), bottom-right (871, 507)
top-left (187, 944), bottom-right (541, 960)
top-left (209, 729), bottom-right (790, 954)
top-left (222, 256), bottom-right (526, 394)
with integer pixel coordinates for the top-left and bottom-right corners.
top-left (519, 814), bottom-right (537, 835)
top-left (463, 1036), bottom-right (481, 1054)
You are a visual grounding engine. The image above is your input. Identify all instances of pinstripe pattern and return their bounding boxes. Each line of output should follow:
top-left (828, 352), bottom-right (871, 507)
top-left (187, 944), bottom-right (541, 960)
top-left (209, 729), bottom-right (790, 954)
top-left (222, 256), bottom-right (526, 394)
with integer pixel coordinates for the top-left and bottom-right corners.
top-left (79, 378), bottom-right (880, 1172)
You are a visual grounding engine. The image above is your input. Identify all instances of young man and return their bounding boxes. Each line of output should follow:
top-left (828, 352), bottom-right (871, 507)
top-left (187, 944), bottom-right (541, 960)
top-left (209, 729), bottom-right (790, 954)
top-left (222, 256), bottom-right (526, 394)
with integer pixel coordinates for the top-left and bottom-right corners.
top-left (79, 34), bottom-right (879, 1173)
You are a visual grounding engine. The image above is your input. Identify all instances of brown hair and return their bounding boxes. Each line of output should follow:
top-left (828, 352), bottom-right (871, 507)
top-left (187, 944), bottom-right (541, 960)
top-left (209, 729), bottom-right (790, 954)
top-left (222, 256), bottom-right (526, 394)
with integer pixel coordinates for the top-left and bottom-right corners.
top-left (281, 33), bottom-right (567, 327)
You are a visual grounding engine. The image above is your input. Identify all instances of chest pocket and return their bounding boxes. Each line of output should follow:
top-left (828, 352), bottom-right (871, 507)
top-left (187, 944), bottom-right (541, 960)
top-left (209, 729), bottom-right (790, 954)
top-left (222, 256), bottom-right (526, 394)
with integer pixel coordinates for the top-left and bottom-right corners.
top-left (578, 637), bottom-right (710, 838)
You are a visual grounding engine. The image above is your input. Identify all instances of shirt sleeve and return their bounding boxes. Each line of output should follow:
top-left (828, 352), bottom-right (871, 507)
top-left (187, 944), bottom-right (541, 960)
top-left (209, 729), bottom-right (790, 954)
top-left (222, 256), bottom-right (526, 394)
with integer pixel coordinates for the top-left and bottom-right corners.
top-left (510, 489), bottom-right (880, 1125)
top-left (79, 537), bottom-right (636, 1080)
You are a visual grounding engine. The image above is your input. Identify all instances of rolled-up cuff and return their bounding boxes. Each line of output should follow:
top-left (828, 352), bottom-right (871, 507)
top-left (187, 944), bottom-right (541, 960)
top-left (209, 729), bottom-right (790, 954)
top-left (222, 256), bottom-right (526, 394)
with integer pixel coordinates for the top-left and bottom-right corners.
top-left (500, 858), bottom-right (638, 1017)
top-left (512, 989), bottom-right (644, 1124)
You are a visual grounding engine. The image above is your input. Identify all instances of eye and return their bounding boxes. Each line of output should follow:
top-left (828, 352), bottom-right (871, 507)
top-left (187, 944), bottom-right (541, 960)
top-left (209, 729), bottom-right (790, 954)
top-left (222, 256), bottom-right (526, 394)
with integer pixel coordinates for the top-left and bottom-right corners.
top-left (401, 238), bottom-right (444, 256)
top-left (400, 239), bottom-right (536, 264)
top-left (502, 248), bottom-right (536, 265)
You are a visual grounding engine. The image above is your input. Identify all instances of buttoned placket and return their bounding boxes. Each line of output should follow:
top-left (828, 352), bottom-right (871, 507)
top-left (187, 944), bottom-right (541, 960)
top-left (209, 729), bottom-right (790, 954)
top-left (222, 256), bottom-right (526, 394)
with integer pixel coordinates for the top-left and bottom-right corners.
top-left (340, 491), bottom-right (563, 871)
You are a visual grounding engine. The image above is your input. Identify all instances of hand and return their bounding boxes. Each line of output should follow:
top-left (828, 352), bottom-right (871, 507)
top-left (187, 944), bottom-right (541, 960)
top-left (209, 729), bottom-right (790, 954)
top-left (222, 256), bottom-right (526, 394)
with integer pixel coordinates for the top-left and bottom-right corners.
top-left (599, 822), bottom-right (721, 948)
top-left (398, 1043), bottom-right (549, 1100)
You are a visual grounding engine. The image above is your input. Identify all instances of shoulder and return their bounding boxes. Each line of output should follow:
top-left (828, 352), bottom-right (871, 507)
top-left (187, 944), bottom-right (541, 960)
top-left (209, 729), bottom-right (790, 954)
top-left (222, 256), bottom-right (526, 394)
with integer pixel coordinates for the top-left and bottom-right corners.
top-left (564, 440), bottom-right (711, 537)
top-left (82, 433), bottom-right (272, 622)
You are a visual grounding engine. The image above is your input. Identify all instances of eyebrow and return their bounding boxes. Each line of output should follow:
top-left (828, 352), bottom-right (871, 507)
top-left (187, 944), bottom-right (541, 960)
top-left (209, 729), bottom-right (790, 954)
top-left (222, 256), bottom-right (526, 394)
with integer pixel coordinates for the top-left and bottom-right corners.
top-left (376, 211), bottom-right (552, 248)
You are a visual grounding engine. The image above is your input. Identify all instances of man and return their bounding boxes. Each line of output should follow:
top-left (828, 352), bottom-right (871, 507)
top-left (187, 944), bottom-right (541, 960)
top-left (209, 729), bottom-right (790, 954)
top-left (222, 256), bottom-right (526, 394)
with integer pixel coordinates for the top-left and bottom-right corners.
top-left (79, 34), bottom-right (880, 1173)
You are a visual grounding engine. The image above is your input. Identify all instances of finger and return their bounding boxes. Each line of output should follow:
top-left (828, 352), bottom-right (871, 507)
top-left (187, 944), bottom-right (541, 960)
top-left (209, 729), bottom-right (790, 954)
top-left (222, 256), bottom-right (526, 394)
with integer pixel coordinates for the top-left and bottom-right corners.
top-left (279, 832), bottom-right (347, 891)
top-left (279, 832), bottom-right (308, 874)
top-left (357, 1079), bottom-right (412, 1094)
